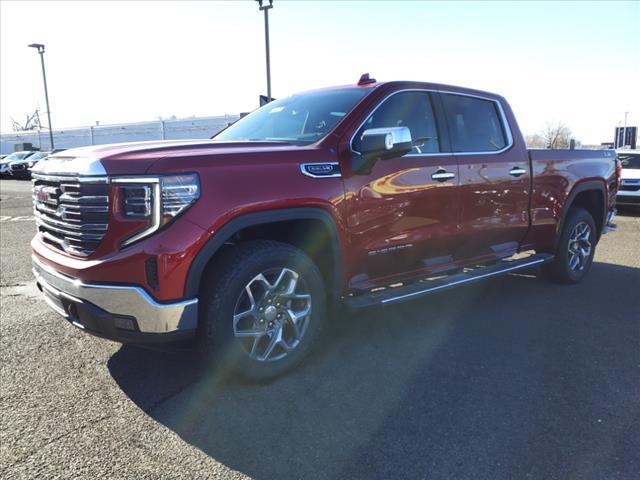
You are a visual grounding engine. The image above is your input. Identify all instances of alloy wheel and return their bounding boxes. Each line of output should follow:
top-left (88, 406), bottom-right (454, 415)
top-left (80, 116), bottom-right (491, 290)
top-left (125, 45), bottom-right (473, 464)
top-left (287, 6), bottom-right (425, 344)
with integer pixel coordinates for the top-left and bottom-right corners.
top-left (232, 268), bottom-right (312, 362)
top-left (567, 222), bottom-right (592, 272)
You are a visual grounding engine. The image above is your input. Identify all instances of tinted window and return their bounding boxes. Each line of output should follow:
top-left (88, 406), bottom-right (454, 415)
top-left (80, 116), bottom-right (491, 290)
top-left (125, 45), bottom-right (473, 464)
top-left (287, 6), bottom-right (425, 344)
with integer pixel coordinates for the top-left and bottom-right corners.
top-left (214, 88), bottom-right (369, 145)
top-left (442, 94), bottom-right (507, 152)
top-left (353, 91), bottom-right (441, 154)
top-left (4, 151), bottom-right (33, 161)
top-left (619, 154), bottom-right (640, 169)
top-left (29, 152), bottom-right (49, 161)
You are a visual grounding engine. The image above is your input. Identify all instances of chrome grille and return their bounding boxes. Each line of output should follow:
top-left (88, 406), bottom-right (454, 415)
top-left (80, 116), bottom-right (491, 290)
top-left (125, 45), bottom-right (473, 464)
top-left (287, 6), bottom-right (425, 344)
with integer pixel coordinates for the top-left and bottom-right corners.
top-left (32, 173), bottom-right (109, 257)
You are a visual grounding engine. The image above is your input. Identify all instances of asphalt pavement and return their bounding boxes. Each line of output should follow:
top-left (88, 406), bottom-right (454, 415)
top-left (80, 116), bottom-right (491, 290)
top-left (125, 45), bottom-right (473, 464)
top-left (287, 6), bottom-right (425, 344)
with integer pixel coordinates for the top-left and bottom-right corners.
top-left (1, 178), bottom-right (639, 479)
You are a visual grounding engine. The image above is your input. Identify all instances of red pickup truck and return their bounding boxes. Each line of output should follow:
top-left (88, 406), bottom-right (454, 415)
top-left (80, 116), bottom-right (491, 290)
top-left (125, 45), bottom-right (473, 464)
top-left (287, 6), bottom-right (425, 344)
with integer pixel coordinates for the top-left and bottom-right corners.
top-left (31, 77), bottom-right (619, 379)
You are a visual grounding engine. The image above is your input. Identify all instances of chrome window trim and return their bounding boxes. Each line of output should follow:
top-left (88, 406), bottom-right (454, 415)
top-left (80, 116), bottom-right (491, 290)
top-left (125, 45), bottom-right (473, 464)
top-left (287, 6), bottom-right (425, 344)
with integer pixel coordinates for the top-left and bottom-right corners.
top-left (348, 88), bottom-right (514, 158)
top-left (300, 162), bottom-right (342, 178)
top-left (349, 89), bottom-right (442, 157)
top-left (439, 89), bottom-right (514, 156)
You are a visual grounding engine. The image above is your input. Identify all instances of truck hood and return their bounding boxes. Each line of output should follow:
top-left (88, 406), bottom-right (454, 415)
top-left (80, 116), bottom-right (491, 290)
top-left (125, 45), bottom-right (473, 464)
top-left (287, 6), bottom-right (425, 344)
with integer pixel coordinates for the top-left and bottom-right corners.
top-left (31, 139), bottom-right (306, 176)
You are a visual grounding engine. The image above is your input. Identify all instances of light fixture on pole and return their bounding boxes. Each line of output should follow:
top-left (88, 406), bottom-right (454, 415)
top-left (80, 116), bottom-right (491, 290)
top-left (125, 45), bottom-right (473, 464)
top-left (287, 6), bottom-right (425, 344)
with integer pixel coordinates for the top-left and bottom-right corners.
top-left (256, 0), bottom-right (273, 103)
top-left (28, 43), bottom-right (54, 150)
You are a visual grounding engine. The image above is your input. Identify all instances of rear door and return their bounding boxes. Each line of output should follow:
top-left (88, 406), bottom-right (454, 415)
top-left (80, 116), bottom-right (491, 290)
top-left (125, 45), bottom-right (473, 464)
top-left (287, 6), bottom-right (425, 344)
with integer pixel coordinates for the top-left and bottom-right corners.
top-left (440, 92), bottom-right (530, 263)
top-left (342, 90), bottom-right (460, 290)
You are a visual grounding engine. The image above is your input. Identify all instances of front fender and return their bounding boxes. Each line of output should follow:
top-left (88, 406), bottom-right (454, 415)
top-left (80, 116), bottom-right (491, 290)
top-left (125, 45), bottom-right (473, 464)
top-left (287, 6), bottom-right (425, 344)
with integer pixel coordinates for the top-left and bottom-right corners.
top-left (184, 207), bottom-right (343, 299)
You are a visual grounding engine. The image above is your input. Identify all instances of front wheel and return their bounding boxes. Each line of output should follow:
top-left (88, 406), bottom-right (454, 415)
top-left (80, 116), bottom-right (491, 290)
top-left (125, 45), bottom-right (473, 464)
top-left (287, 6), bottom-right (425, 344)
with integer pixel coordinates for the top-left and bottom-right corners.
top-left (198, 241), bottom-right (326, 380)
top-left (543, 208), bottom-right (597, 284)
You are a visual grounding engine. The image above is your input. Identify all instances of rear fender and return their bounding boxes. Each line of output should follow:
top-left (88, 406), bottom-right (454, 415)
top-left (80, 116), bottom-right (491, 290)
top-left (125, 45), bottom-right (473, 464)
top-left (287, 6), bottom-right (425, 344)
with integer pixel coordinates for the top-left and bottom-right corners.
top-left (555, 180), bottom-right (606, 249)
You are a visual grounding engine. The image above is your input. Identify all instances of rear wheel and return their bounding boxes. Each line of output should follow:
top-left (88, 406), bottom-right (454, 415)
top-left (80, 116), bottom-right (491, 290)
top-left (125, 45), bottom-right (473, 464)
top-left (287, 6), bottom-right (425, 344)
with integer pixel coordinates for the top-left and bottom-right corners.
top-left (198, 241), bottom-right (326, 380)
top-left (543, 208), bottom-right (597, 284)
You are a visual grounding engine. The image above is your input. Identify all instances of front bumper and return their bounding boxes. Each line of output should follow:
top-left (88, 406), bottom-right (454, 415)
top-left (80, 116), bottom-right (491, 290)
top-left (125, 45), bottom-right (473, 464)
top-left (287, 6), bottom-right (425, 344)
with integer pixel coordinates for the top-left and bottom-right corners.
top-left (617, 179), bottom-right (640, 205)
top-left (9, 164), bottom-right (30, 177)
top-left (32, 255), bottom-right (198, 343)
top-left (616, 193), bottom-right (640, 205)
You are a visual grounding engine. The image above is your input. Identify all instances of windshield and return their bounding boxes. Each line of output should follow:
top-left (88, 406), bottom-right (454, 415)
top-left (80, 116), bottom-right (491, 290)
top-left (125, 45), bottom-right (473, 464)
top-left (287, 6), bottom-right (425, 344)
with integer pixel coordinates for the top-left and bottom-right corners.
top-left (5, 151), bottom-right (33, 161)
top-left (29, 151), bottom-right (49, 161)
top-left (619, 153), bottom-right (640, 169)
top-left (214, 88), bottom-right (370, 145)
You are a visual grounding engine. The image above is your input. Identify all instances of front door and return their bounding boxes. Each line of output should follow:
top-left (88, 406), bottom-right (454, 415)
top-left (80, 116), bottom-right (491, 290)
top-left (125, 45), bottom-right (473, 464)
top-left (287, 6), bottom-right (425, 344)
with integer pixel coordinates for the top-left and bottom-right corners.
top-left (341, 90), bottom-right (460, 291)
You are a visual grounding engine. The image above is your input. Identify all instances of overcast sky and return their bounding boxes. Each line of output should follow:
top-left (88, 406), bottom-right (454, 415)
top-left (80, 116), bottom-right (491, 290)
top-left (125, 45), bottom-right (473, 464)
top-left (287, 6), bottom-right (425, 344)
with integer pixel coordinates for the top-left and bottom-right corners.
top-left (1, 0), bottom-right (638, 144)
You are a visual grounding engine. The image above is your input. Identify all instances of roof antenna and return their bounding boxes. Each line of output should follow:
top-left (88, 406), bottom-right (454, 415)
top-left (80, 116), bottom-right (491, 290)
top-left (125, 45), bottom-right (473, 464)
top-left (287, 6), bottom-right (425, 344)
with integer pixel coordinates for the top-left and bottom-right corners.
top-left (358, 73), bottom-right (376, 85)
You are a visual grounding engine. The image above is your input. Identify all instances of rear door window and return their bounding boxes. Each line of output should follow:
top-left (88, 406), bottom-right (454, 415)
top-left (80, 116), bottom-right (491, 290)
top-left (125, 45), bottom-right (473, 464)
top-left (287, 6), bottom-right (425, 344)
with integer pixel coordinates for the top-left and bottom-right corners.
top-left (441, 94), bottom-right (507, 153)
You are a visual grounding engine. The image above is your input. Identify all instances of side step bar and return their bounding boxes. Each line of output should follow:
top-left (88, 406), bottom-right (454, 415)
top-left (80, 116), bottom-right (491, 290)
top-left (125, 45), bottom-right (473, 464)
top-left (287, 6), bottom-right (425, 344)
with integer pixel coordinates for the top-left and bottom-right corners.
top-left (345, 253), bottom-right (554, 310)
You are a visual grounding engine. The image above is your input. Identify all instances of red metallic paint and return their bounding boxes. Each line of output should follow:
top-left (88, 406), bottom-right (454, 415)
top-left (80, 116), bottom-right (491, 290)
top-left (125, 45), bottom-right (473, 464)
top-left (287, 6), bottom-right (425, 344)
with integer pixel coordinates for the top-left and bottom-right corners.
top-left (31, 81), bottom-right (618, 302)
top-left (339, 149), bottom-right (461, 289)
top-left (449, 90), bottom-right (529, 263)
top-left (521, 149), bottom-right (617, 251)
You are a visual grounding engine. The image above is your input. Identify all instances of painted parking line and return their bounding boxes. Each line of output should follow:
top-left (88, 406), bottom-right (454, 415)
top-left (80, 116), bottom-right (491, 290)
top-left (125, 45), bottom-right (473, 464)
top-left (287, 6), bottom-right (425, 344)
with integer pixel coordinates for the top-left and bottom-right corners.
top-left (0, 216), bottom-right (35, 222)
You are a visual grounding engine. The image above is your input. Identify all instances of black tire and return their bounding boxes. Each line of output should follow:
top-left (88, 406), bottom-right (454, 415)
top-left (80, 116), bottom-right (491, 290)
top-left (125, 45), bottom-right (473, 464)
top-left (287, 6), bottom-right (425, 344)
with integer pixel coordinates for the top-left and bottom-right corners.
top-left (197, 240), bottom-right (326, 381)
top-left (543, 208), bottom-right (597, 284)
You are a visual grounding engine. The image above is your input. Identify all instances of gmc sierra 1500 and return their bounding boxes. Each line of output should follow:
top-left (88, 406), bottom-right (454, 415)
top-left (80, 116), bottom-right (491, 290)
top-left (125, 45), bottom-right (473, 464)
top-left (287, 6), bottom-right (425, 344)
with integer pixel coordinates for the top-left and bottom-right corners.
top-left (31, 76), bottom-right (619, 379)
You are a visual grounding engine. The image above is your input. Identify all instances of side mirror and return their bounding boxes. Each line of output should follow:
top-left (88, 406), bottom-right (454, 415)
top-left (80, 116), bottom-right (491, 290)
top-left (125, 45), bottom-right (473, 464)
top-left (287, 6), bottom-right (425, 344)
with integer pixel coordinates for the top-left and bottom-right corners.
top-left (352, 127), bottom-right (413, 174)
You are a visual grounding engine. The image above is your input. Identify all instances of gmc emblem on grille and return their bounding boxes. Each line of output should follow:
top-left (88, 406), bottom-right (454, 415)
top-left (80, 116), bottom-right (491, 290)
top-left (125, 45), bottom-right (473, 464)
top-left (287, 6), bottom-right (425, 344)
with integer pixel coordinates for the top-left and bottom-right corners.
top-left (34, 186), bottom-right (60, 205)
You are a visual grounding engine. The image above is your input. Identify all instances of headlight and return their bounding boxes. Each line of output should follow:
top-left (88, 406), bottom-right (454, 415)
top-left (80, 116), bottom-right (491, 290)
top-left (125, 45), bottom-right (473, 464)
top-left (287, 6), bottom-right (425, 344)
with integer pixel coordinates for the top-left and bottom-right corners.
top-left (114, 173), bottom-right (200, 247)
top-left (160, 175), bottom-right (201, 223)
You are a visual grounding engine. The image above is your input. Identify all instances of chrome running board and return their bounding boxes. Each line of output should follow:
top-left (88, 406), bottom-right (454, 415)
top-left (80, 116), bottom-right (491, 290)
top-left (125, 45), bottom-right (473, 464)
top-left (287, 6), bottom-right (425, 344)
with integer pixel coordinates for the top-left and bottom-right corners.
top-left (345, 253), bottom-right (554, 310)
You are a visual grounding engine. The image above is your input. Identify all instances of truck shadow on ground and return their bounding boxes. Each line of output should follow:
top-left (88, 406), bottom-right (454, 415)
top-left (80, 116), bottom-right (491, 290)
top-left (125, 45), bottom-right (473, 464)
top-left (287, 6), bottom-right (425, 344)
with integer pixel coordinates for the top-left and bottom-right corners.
top-left (108, 262), bottom-right (639, 480)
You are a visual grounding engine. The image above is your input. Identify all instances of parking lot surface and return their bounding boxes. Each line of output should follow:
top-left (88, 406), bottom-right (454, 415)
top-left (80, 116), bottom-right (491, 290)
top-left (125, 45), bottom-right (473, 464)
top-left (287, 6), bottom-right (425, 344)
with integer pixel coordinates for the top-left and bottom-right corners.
top-left (1, 178), bottom-right (639, 479)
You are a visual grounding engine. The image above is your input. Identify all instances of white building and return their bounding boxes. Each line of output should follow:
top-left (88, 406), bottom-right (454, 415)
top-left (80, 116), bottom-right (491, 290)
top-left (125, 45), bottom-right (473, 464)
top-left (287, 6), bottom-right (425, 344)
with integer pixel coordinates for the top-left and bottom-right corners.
top-left (0, 114), bottom-right (239, 154)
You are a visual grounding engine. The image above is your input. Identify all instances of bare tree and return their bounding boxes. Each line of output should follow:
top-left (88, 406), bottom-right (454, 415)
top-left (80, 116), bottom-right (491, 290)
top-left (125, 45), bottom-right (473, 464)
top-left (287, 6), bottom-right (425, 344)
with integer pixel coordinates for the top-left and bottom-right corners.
top-left (525, 133), bottom-right (545, 148)
top-left (11, 109), bottom-right (42, 132)
top-left (541, 121), bottom-right (572, 149)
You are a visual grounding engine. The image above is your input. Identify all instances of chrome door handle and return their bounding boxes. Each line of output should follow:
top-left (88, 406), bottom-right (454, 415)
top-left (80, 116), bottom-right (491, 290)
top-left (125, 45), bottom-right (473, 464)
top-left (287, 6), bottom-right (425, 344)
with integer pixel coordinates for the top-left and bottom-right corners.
top-left (509, 167), bottom-right (527, 177)
top-left (431, 170), bottom-right (456, 181)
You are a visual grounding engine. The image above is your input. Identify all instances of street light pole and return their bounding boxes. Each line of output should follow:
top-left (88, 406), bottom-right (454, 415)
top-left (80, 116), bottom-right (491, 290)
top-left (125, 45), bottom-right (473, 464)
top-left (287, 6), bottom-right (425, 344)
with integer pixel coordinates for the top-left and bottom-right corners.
top-left (28, 43), bottom-right (54, 150)
top-left (256, 0), bottom-right (273, 102)
top-left (622, 111), bottom-right (629, 149)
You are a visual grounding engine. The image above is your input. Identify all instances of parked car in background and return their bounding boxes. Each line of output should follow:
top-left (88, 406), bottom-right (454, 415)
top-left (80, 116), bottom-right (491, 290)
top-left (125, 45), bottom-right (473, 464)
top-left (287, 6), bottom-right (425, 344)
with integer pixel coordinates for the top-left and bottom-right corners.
top-left (616, 150), bottom-right (640, 206)
top-left (10, 151), bottom-right (50, 179)
top-left (0, 151), bottom-right (36, 177)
